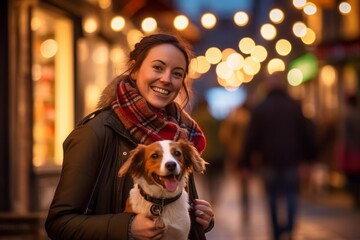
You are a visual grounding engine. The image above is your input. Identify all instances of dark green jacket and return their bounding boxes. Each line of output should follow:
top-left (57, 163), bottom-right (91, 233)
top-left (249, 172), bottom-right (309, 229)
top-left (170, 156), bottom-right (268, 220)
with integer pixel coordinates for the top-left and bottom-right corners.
top-left (45, 107), bottom-right (210, 239)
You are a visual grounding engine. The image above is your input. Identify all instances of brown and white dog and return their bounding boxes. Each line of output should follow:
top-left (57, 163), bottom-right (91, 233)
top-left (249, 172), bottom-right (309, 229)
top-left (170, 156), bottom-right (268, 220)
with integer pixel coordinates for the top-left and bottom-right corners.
top-left (118, 139), bottom-right (207, 240)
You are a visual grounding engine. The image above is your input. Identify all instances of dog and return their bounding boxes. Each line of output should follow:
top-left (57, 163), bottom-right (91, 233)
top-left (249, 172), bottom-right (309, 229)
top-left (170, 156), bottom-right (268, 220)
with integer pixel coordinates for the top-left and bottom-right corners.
top-left (118, 139), bottom-right (207, 240)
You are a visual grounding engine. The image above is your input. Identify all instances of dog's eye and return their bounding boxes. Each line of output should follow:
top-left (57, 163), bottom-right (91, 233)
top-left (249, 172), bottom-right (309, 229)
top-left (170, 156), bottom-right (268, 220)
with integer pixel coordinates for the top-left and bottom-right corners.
top-left (173, 150), bottom-right (181, 157)
top-left (151, 153), bottom-right (159, 159)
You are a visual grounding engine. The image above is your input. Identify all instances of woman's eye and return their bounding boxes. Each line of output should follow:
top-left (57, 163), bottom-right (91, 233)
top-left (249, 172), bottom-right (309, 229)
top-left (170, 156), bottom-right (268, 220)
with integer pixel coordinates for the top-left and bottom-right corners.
top-left (153, 65), bottom-right (163, 71)
top-left (173, 72), bottom-right (184, 78)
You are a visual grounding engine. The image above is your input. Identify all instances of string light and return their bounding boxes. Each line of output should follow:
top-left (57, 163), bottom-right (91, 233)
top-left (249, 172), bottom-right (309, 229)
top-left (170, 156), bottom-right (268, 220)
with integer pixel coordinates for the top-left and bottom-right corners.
top-left (234, 11), bottom-right (249, 26)
top-left (173, 15), bottom-right (189, 30)
top-left (267, 58), bottom-right (285, 74)
top-left (83, 16), bottom-right (98, 34)
top-left (81, 1), bottom-right (353, 88)
top-left (269, 8), bottom-right (284, 24)
top-left (292, 21), bottom-right (307, 37)
top-left (275, 39), bottom-right (292, 56)
top-left (238, 37), bottom-right (255, 54)
top-left (201, 13), bottom-right (217, 29)
top-left (339, 2), bottom-right (351, 14)
top-left (303, 2), bottom-right (317, 15)
top-left (301, 28), bottom-right (316, 45)
top-left (260, 23), bottom-right (277, 40)
top-left (141, 17), bottom-right (157, 32)
top-left (293, 0), bottom-right (307, 9)
top-left (287, 68), bottom-right (303, 86)
top-left (111, 16), bottom-right (125, 32)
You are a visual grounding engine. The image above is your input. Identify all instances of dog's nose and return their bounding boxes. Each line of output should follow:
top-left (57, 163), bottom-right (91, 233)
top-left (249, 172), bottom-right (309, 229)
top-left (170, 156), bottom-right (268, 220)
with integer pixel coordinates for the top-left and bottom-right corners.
top-left (165, 161), bottom-right (177, 171)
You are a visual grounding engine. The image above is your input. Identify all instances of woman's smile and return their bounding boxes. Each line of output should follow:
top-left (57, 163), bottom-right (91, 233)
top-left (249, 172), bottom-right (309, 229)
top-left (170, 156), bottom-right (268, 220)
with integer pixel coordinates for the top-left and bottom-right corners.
top-left (151, 86), bottom-right (170, 95)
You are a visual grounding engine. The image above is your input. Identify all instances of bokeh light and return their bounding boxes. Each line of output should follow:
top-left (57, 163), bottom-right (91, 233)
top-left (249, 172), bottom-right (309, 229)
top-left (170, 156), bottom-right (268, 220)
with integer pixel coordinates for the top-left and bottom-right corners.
top-left (267, 58), bottom-right (285, 74)
top-left (339, 2), bottom-right (352, 14)
top-left (293, 0), bottom-right (307, 9)
top-left (83, 17), bottom-right (98, 34)
top-left (141, 17), bottom-right (157, 32)
top-left (287, 68), bottom-right (303, 86)
top-left (243, 57), bottom-right (261, 75)
top-left (293, 21), bottom-right (307, 37)
top-left (320, 65), bottom-right (337, 87)
top-left (174, 15), bottom-right (189, 30)
top-left (260, 23), bottom-right (277, 40)
top-left (205, 47), bottom-right (222, 64)
top-left (221, 48), bottom-right (237, 61)
top-left (303, 2), bottom-right (317, 15)
top-left (193, 56), bottom-right (211, 74)
top-left (238, 37), bottom-right (255, 54)
top-left (226, 53), bottom-right (244, 70)
top-left (269, 8), bottom-right (284, 24)
top-left (111, 16), bottom-right (125, 32)
top-left (40, 39), bottom-right (58, 58)
top-left (301, 28), bottom-right (316, 45)
top-left (216, 61), bottom-right (233, 79)
top-left (234, 11), bottom-right (249, 26)
top-left (251, 45), bottom-right (268, 62)
top-left (201, 13), bottom-right (217, 29)
top-left (275, 39), bottom-right (292, 56)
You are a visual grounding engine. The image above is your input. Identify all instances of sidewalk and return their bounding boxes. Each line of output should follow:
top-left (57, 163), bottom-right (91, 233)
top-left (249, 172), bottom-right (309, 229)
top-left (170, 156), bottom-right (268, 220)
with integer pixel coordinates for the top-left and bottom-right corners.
top-left (197, 174), bottom-right (360, 240)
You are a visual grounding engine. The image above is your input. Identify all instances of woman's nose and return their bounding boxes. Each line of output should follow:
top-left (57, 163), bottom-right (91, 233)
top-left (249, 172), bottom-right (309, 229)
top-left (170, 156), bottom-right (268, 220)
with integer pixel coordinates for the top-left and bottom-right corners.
top-left (160, 72), bottom-right (171, 83)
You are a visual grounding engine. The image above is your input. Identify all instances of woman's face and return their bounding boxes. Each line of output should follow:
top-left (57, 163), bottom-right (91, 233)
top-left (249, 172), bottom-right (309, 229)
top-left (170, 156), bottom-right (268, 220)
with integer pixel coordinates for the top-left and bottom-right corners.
top-left (133, 44), bottom-right (187, 109)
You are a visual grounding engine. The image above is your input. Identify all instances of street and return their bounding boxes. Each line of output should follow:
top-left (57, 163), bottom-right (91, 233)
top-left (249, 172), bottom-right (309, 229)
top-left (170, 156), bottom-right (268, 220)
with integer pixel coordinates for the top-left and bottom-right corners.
top-left (196, 174), bottom-right (360, 240)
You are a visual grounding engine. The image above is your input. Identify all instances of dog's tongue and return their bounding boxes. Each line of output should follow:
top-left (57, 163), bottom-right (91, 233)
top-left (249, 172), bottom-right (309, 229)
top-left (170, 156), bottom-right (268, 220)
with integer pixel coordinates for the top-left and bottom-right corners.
top-left (162, 176), bottom-right (179, 192)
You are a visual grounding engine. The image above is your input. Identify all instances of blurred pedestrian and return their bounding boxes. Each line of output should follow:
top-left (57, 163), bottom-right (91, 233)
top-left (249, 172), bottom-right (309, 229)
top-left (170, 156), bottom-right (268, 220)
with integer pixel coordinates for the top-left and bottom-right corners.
top-left (219, 100), bottom-right (251, 222)
top-left (192, 98), bottom-right (226, 205)
top-left (241, 72), bottom-right (316, 240)
top-left (336, 94), bottom-right (360, 209)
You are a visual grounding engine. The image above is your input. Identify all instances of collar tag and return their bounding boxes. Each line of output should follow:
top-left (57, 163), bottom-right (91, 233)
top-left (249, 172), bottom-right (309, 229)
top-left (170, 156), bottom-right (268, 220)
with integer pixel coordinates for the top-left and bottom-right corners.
top-left (150, 204), bottom-right (163, 216)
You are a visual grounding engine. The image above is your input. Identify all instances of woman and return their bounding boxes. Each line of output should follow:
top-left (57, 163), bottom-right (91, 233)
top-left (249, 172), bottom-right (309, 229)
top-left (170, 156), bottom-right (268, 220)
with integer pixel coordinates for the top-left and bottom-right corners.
top-left (45, 33), bottom-right (214, 240)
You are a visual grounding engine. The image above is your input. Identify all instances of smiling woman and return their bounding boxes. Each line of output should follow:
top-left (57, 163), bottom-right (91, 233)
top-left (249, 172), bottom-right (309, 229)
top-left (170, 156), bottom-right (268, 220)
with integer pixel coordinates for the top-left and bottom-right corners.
top-left (132, 44), bottom-right (186, 109)
top-left (45, 33), bottom-right (214, 240)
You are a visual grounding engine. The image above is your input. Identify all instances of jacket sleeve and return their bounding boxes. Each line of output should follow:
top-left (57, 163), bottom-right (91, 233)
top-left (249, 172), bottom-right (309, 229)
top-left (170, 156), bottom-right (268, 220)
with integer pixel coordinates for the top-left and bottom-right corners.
top-left (45, 123), bottom-right (132, 240)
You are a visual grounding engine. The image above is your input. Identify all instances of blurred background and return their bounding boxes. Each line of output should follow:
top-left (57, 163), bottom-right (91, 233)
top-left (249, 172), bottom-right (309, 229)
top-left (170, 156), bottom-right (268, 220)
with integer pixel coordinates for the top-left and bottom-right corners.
top-left (0, 0), bottom-right (359, 239)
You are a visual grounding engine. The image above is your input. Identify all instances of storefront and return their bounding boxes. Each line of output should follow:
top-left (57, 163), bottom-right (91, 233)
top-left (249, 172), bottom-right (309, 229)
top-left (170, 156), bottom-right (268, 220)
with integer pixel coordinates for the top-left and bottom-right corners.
top-left (6, 0), bottom-right (133, 215)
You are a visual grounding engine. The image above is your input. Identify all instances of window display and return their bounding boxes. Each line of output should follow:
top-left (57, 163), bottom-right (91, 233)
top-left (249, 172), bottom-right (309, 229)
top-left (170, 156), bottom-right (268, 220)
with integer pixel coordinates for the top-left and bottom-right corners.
top-left (31, 8), bottom-right (74, 167)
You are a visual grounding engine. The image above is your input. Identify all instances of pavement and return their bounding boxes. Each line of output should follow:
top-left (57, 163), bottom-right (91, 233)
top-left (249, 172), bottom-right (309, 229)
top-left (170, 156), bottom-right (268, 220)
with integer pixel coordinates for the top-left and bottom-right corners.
top-left (195, 173), bottom-right (360, 240)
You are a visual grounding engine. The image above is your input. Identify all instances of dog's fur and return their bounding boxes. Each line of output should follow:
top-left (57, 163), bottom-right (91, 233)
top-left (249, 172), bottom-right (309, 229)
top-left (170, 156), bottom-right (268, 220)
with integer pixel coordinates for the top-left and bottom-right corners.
top-left (118, 139), bottom-right (207, 240)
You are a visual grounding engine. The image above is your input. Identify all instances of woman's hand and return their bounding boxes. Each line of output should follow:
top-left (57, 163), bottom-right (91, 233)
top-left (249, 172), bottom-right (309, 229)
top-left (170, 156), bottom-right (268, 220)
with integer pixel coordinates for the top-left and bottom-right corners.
top-left (131, 214), bottom-right (165, 240)
top-left (193, 199), bottom-right (214, 230)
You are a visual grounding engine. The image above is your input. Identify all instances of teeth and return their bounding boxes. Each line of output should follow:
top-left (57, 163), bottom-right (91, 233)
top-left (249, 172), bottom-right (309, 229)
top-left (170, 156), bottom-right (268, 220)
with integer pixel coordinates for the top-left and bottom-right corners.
top-left (152, 87), bottom-right (169, 95)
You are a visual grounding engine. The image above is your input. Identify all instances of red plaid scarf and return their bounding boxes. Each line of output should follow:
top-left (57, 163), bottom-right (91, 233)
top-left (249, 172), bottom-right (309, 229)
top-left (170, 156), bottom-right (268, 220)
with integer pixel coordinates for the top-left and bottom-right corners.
top-left (112, 76), bottom-right (206, 153)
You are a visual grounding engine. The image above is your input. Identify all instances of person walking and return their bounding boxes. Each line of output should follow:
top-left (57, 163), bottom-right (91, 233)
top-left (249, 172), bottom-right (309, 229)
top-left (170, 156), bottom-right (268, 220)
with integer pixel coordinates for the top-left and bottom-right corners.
top-left (219, 101), bottom-right (251, 222)
top-left (336, 94), bottom-right (360, 209)
top-left (45, 33), bottom-right (214, 240)
top-left (241, 72), bottom-right (315, 240)
top-left (192, 99), bottom-right (226, 205)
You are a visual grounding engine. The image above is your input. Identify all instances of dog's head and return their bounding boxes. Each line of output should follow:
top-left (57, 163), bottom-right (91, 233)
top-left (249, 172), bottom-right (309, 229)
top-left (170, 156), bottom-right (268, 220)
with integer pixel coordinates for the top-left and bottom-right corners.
top-left (118, 139), bottom-right (207, 194)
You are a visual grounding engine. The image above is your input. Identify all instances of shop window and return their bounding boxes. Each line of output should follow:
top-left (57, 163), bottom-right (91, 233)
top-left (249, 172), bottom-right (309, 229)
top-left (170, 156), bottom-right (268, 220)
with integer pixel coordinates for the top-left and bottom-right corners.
top-left (31, 8), bottom-right (74, 167)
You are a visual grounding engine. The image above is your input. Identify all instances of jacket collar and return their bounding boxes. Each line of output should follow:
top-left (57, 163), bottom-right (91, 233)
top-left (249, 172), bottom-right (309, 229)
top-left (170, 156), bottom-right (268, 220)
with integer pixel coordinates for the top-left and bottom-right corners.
top-left (104, 109), bottom-right (137, 145)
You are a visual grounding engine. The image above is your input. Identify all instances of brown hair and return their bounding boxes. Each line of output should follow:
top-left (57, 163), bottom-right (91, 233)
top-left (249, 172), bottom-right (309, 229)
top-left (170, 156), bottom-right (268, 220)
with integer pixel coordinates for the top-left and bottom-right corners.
top-left (125, 33), bottom-right (193, 108)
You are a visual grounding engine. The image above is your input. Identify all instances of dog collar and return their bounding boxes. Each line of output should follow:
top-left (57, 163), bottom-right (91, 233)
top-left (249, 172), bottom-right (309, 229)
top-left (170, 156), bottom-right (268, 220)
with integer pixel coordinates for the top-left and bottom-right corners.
top-left (138, 185), bottom-right (182, 216)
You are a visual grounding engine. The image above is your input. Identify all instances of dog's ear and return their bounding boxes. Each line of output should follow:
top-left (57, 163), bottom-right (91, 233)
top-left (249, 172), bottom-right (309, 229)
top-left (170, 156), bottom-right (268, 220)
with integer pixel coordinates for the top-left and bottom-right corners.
top-left (118, 144), bottom-right (146, 178)
top-left (178, 139), bottom-right (208, 173)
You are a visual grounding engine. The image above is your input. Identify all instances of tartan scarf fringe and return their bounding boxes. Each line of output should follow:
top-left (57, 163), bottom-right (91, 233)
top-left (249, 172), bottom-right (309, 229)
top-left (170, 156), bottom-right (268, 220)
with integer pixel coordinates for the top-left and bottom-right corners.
top-left (112, 76), bottom-right (206, 153)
